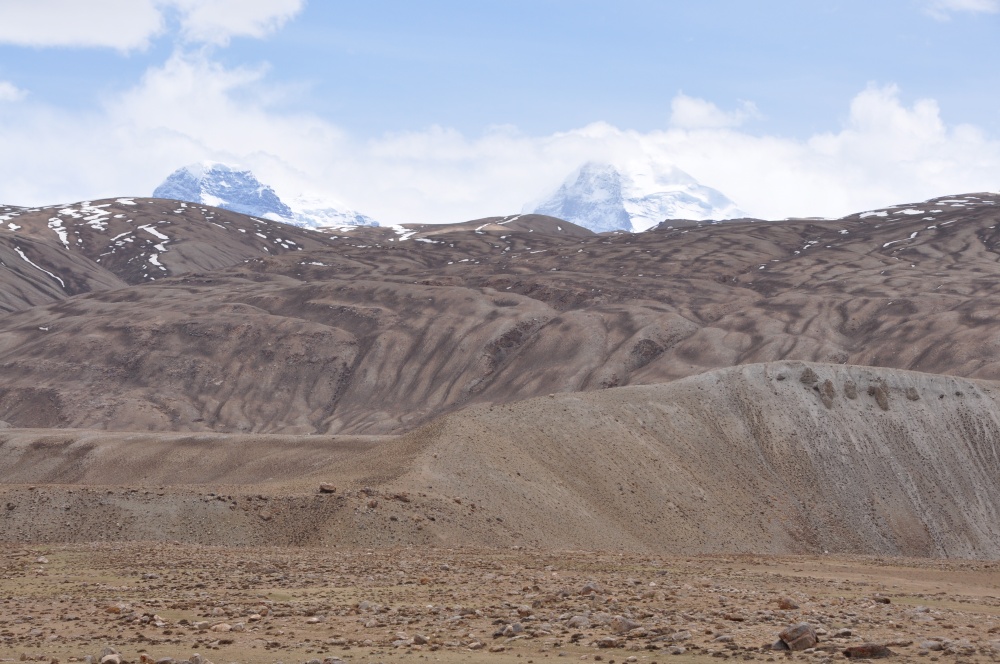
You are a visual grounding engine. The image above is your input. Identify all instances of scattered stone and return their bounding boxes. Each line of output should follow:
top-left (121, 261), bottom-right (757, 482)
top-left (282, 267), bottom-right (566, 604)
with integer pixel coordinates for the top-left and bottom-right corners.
top-left (777, 598), bottom-right (799, 610)
top-left (318, 483), bottom-right (337, 494)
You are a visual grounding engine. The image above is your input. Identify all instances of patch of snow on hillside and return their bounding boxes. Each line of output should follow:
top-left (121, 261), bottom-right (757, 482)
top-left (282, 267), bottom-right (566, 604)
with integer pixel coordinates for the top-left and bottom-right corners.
top-left (14, 247), bottom-right (65, 287)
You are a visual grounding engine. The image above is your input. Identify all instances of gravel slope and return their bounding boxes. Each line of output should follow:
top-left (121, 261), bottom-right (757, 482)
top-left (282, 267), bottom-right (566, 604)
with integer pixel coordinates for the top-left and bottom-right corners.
top-left (3, 361), bottom-right (999, 557)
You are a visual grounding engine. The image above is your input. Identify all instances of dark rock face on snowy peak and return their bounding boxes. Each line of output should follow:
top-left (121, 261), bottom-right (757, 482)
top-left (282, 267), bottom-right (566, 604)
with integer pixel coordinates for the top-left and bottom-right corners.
top-left (153, 162), bottom-right (293, 220)
top-left (152, 162), bottom-right (380, 228)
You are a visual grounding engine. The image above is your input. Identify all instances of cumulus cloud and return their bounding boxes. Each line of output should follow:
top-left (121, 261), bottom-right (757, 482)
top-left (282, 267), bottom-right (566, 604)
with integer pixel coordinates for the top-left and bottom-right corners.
top-left (0, 53), bottom-right (997, 225)
top-left (669, 94), bottom-right (759, 130)
top-left (923, 0), bottom-right (1000, 19)
top-left (0, 0), bottom-right (304, 50)
top-left (0, 81), bottom-right (26, 102)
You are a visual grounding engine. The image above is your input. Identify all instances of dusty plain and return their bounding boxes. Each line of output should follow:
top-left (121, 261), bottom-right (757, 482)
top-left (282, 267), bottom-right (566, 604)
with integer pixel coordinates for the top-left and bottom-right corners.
top-left (4, 543), bottom-right (1000, 664)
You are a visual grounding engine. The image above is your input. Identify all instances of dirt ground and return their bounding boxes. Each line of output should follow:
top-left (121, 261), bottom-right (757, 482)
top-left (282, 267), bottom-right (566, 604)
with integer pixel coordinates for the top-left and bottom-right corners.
top-left (2, 544), bottom-right (999, 664)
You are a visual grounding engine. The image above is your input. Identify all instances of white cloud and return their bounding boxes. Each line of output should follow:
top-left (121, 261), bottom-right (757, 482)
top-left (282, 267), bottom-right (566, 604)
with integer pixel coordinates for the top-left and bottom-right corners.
top-left (0, 81), bottom-right (26, 102)
top-left (923, 0), bottom-right (1000, 19)
top-left (0, 54), bottom-right (997, 226)
top-left (0, 0), bottom-right (304, 50)
top-left (669, 94), bottom-right (759, 129)
top-left (169, 0), bottom-right (305, 45)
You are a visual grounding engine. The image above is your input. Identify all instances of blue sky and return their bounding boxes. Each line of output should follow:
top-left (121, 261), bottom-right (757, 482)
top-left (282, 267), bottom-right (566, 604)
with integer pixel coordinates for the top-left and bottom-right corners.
top-left (0, 0), bottom-right (997, 223)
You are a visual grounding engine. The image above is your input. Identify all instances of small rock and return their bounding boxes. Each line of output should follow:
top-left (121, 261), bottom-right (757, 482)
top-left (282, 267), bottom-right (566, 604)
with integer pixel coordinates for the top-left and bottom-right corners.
top-left (670, 630), bottom-right (692, 642)
top-left (502, 622), bottom-right (524, 636)
top-left (666, 646), bottom-right (686, 655)
top-left (920, 641), bottom-right (943, 652)
top-left (596, 637), bottom-right (621, 648)
top-left (777, 598), bottom-right (799, 610)
top-left (843, 644), bottom-right (892, 659)
top-left (413, 634), bottom-right (429, 645)
top-left (581, 582), bottom-right (604, 595)
top-left (567, 616), bottom-right (590, 629)
top-left (318, 483), bottom-right (337, 493)
top-left (610, 616), bottom-right (640, 635)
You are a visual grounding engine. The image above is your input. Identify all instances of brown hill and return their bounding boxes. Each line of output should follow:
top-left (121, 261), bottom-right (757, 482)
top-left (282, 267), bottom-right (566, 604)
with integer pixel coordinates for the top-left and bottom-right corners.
top-left (0, 197), bottom-right (337, 290)
top-left (0, 193), bottom-right (999, 433)
top-left (2, 361), bottom-right (999, 557)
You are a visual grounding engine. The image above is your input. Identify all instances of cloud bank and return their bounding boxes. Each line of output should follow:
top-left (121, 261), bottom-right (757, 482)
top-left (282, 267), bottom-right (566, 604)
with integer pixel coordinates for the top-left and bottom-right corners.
top-left (0, 51), bottom-right (997, 224)
top-left (0, 0), bottom-right (304, 50)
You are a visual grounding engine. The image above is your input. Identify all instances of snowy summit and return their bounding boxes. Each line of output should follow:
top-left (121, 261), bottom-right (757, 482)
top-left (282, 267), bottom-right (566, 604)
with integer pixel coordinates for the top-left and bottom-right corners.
top-left (152, 163), bottom-right (378, 228)
top-left (528, 161), bottom-right (745, 233)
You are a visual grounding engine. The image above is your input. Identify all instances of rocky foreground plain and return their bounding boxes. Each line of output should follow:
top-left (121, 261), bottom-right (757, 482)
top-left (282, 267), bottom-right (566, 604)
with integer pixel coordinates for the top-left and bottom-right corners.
top-left (2, 544), bottom-right (999, 664)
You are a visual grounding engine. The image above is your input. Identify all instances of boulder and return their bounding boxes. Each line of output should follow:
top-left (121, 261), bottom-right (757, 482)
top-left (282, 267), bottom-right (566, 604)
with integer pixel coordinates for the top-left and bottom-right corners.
top-left (778, 623), bottom-right (818, 651)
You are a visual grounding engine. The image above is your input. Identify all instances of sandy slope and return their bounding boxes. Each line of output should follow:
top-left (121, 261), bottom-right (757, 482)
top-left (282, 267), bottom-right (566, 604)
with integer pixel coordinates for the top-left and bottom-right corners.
top-left (2, 361), bottom-right (999, 557)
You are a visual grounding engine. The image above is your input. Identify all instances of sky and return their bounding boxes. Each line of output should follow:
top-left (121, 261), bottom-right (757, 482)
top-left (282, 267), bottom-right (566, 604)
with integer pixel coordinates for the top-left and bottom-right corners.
top-left (0, 0), bottom-right (998, 224)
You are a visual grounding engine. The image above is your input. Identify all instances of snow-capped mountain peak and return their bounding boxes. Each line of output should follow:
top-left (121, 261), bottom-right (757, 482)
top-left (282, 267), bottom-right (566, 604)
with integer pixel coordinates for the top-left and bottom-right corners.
top-left (152, 163), bottom-right (378, 228)
top-left (153, 163), bottom-right (292, 220)
top-left (527, 161), bottom-right (744, 232)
